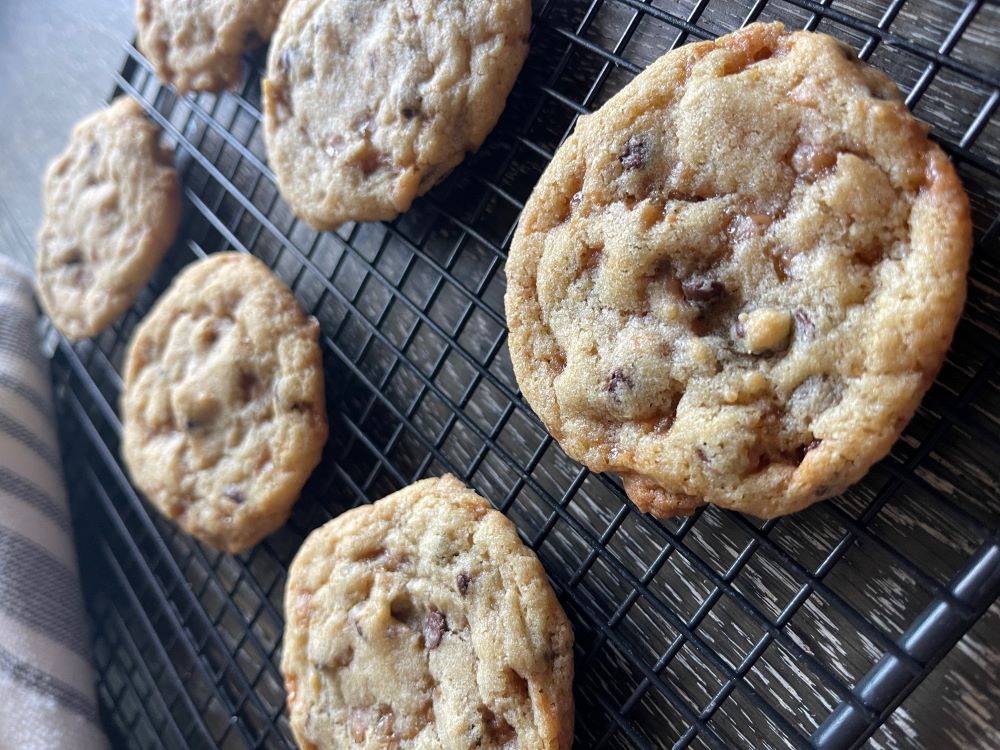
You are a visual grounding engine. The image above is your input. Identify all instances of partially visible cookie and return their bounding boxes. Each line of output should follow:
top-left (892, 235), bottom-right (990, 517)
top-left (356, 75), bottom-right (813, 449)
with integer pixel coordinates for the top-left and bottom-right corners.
top-left (36, 97), bottom-right (181, 340)
top-left (263, 0), bottom-right (531, 230)
top-left (121, 252), bottom-right (328, 553)
top-left (282, 475), bottom-right (575, 749)
top-left (505, 23), bottom-right (971, 519)
top-left (136, 0), bottom-right (287, 93)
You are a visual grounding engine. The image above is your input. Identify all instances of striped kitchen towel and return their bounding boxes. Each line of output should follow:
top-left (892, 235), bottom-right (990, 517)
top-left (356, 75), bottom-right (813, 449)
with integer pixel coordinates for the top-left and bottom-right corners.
top-left (0, 256), bottom-right (108, 748)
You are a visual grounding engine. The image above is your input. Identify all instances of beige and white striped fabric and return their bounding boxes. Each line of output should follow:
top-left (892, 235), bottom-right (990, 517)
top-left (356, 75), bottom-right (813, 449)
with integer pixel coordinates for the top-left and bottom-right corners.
top-left (0, 256), bottom-right (108, 748)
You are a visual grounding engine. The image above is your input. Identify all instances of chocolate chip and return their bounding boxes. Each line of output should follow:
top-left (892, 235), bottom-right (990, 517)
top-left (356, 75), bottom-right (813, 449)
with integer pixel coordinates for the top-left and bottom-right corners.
top-left (456, 573), bottom-right (470, 596)
top-left (401, 106), bottom-right (417, 119)
top-left (795, 308), bottom-right (813, 332)
top-left (223, 486), bottom-right (245, 504)
top-left (605, 368), bottom-right (634, 394)
top-left (423, 610), bottom-right (446, 649)
top-left (238, 371), bottom-right (262, 403)
top-left (618, 137), bottom-right (647, 170)
top-left (682, 278), bottom-right (725, 303)
top-left (483, 708), bottom-right (517, 744)
top-left (279, 46), bottom-right (295, 74)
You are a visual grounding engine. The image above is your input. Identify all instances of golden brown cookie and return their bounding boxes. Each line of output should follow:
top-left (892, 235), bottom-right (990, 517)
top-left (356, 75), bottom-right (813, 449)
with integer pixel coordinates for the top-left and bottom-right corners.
top-left (262, 0), bottom-right (531, 230)
top-left (121, 252), bottom-right (328, 553)
top-left (136, 0), bottom-right (287, 93)
top-left (36, 97), bottom-right (180, 340)
top-left (282, 475), bottom-right (575, 749)
top-left (504, 23), bottom-right (971, 519)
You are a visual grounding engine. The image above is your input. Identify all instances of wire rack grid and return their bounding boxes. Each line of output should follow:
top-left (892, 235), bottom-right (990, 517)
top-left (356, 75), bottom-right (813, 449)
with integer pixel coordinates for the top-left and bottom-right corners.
top-left (46, 0), bottom-right (1000, 748)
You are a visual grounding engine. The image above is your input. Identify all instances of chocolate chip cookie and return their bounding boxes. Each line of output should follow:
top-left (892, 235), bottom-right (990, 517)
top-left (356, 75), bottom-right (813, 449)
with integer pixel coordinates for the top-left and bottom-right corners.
top-left (36, 97), bottom-right (181, 340)
top-left (504, 23), bottom-right (971, 519)
top-left (137, 0), bottom-right (287, 93)
top-left (121, 252), bottom-right (328, 553)
top-left (262, 0), bottom-right (531, 230)
top-left (282, 475), bottom-right (575, 749)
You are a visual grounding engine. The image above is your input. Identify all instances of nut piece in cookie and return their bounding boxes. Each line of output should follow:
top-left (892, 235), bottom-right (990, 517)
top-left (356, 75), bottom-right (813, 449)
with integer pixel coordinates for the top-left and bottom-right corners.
top-left (36, 97), bottom-right (181, 340)
top-left (281, 475), bottom-right (575, 749)
top-left (136, 0), bottom-right (287, 93)
top-left (262, 0), bottom-right (531, 230)
top-left (504, 22), bottom-right (971, 519)
top-left (120, 252), bottom-right (328, 553)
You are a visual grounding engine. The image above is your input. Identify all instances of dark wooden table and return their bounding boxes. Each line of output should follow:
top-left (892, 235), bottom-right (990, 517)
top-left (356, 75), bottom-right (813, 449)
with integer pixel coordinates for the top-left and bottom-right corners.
top-left (2, 1), bottom-right (997, 748)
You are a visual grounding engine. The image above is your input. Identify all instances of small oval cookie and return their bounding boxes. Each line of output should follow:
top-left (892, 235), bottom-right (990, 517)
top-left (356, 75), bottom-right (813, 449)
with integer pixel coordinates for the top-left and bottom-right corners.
top-left (282, 475), bottom-right (575, 749)
top-left (263, 0), bottom-right (531, 230)
top-left (504, 23), bottom-right (972, 519)
top-left (36, 97), bottom-right (181, 340)
top-left (137, 0), bottom-right (287, 93)
top-left (121, 252), bottom-right (328, 553)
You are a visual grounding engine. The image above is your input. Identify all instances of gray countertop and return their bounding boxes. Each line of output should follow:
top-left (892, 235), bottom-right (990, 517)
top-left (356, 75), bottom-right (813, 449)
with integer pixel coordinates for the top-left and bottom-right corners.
top-left (1, 1), bottom-right (996, 748)
top-left (0, 0), bottom-right (131, 266)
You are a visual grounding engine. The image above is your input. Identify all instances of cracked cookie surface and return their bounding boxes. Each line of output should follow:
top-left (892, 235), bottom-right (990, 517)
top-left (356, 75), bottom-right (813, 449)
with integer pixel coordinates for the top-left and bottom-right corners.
top-left (282, 475), bottom-right (574, 749)
top-left (504, 23), bottom-right (971, 519)
top-left (262, 0), bottom-right (530, 230)
top-left (121, 253), bottom-right (328, 553)
top-left (36, 97), bottom-right (180, 340)
top-left (137, 0), bottom-right (287, 92)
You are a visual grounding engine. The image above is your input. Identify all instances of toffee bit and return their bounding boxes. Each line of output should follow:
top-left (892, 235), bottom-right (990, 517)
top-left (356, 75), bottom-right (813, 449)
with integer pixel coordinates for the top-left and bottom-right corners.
top-left (349, 709), bottom-right (368, 743)
top-left (423, 610), bottom-right (446, 649)
top-left (456, 573), bottom-right (470, 596)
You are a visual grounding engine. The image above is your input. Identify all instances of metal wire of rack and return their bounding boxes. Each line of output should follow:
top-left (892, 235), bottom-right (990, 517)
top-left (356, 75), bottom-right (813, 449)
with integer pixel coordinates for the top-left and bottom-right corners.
top-left (44, 0), bottom-right (999, 748)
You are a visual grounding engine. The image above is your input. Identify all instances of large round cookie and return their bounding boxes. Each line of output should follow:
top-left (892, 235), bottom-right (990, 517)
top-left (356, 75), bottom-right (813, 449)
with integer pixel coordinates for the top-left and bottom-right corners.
top-left (505, 23), bottom-right (971, 519)
top-left (36, 97), bottom-right (181, 341)
top-left (121, 252), bottom-right (328, 553)
top-left (282, 475), bottom-right (575, 749)
top-left (263, 0), bottom-right (531, 230)
top-left (136, 0), bottom-right (287, 93)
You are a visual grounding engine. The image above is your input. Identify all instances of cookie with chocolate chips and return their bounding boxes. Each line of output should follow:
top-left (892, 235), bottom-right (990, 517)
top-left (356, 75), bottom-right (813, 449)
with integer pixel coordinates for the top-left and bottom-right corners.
top-left (36, 97), bottom-right (181, 340)
top-left (137, 0), bottom-right (287, 93)
top-left (121, 252), bottom-right (328, 553)
top-left (262, 0), bottom-right (531, 230)
top-left (505, 22), bottom-right (971, 519)
top-left (282, 475), bottom-right (574, 749)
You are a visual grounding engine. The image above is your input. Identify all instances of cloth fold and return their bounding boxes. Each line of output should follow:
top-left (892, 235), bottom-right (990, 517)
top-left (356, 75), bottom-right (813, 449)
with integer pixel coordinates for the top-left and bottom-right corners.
top-left (0, 257), bottom-right (108, 749)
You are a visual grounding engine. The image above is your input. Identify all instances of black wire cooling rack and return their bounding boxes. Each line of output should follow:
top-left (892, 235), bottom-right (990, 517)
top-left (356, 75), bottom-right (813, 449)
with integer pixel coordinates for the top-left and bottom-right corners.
top-left (45, 0), bottom-right (1000, 748)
